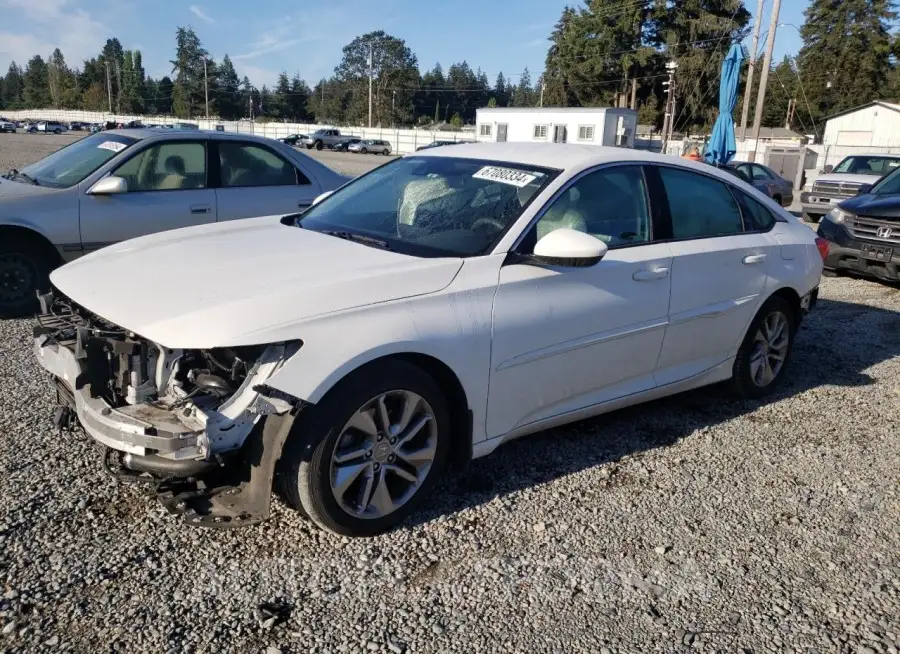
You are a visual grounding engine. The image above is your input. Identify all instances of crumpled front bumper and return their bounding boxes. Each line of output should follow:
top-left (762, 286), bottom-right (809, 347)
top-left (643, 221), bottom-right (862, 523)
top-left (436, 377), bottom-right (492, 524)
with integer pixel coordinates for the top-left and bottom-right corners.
top-left (34, 332), bottom-right (202, 457)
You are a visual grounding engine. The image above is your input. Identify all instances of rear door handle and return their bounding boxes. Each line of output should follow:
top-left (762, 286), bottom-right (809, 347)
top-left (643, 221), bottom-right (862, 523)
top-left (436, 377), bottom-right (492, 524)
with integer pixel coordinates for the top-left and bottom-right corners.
top-left (190, 204), bottom-right (212, 215)
top-left (632, 267), bottom-right (670, 282)
top-left (742, 253), bottom-right (768, 265)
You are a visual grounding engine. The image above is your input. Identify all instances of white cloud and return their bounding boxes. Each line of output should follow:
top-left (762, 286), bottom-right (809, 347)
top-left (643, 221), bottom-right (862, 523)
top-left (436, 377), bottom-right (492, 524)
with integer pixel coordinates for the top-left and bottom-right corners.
top-left (233, 34), bottom-right (305, 61)
top-left (189, 5), bottom-right (214, 24)
top-left (0, 1), bottom-right (107, 71)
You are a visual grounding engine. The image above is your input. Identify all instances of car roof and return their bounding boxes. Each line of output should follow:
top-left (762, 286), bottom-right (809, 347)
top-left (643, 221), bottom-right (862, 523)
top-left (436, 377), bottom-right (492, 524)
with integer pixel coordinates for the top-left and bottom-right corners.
top-left (102, 129), bottom-right (298, 146)
top-left (411, 142), bottom-right (703, 172)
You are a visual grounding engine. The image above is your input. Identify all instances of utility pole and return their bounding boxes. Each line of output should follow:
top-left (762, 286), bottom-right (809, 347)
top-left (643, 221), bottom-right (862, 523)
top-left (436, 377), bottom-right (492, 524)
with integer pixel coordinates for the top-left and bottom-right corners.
top-left (115, 60), bottom-right (121, 114)
top-left (367, 42), bottom-right (374, 128)
top-left (105, 61), bottom-right (113, 114)
top-left (539, 81), bottom-right (545, 108)
top-left (630, 77), bottom-right (637, 110)
top-left (391, 90), bottom-right (396, 126)
top-left (785, 98), bottom-right (795, 129)
top-left (661, 61), bottom-right (677, 154)
top-left (749, 0), bottom-right (782, 162)
top-left (740, 0), bottom-right (765, 140)
top-left (204, 58), bottom-right (209, 119)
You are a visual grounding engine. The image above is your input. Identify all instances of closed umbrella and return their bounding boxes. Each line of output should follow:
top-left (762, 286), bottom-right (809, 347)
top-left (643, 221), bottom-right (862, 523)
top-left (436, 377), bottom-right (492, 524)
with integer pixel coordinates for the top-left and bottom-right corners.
top-left (703, 43), bottom-right (745, 166)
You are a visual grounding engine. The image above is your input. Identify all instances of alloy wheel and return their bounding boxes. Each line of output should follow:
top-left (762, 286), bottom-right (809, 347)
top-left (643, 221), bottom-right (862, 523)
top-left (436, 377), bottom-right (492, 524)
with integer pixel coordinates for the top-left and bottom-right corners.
top-left (749, 310), bottom-right (790, 387)
top-left (329, 390), bottom-right (438, 520)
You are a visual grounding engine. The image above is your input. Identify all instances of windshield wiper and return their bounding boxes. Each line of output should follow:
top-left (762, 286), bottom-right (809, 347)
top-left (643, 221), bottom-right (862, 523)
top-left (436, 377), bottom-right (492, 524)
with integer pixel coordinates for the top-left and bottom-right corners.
top-left (5, 169), bottom-right (39, 185)
top-left (319, 229), bottom-right (391, 250)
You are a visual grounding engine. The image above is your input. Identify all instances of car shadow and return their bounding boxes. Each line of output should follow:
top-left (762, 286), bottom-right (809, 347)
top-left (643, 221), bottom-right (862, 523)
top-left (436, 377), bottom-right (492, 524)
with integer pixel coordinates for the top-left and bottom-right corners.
top-left (408, 296), bottom-right (900, 527)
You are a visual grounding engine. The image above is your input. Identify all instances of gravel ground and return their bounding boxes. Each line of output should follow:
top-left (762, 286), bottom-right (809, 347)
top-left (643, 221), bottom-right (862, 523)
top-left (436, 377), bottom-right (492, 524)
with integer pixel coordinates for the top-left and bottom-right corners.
top-left (0, 137), bottom-right (899, 654)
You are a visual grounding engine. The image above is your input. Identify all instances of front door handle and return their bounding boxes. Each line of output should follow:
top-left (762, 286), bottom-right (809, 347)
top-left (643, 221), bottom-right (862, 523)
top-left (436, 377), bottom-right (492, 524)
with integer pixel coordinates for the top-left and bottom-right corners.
top-left (633, 267), bottom-right (670, 282)
top-left (190, 204), bottom-right (212, 215)
top-left (742, 253), bottom-right (768, 265)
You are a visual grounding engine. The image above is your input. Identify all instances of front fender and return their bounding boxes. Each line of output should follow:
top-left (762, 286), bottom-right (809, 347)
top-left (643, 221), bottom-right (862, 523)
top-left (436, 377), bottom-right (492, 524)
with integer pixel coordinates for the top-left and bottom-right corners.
top-left (263, 256), bottom-right (502, 445)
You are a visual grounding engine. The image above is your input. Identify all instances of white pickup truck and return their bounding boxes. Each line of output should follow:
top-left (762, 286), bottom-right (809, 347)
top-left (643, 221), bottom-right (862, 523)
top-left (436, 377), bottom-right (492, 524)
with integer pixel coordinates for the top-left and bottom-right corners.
top-left (800, 153), bottom-right (900, 222)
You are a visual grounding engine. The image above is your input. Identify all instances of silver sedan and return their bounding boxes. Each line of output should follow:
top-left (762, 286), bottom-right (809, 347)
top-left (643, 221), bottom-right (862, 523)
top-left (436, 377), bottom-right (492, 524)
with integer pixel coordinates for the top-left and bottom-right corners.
top-left (348, 140), bottom-right (393, 155)
top-left (0, 129), bottom-right (350, 316)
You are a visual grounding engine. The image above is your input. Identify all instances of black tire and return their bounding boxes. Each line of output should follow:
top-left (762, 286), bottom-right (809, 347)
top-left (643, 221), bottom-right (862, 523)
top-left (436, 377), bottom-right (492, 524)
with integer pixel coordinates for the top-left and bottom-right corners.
top-left (360, 147), bottom-right (368, 154)
top-left (772, 194), bottom-right (783, 206)
top-left (382, 149), bottom-right (389, 156)
top-left (315, 140), bottom-right (323, 151)
top-left (802, 212), bottom-right (820, 223)
top-left (277, 359), bottom-right (451, 537)
top-left (53, 128), bottom-right (61, 134)
top-left (0, 241), bottom-right (52, 318)
top-left (730, 296), bottom-right (796, 399)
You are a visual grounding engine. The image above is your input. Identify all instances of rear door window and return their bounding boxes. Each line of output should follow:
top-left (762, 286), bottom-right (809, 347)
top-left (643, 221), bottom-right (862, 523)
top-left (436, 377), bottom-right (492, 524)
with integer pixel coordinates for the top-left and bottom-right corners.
top-left (657, 166), bottom-right (744, 239)
top-left (218, 142), bottom-right (309, 187)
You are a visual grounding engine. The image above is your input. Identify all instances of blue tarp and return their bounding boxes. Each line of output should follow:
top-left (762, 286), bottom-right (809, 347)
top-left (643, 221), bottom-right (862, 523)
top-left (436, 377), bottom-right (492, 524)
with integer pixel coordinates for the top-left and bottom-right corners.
top-left (703, 44), bottom-right (746, 166)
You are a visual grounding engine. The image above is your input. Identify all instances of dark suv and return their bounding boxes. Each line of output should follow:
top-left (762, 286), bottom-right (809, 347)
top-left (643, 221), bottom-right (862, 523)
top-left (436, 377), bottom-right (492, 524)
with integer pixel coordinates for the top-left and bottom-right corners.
top-left (817, 167), bottom-right (900, 282)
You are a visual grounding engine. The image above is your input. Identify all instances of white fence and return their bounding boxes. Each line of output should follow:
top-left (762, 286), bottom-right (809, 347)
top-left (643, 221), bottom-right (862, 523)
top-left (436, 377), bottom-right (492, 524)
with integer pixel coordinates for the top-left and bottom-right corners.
top-left (0, 108), bottom-right (476, 155)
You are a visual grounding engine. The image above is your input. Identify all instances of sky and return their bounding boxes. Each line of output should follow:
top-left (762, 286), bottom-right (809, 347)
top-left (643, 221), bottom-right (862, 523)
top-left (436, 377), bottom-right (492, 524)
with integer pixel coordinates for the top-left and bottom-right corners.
top-left (0, 0), bottom-right (809, 89)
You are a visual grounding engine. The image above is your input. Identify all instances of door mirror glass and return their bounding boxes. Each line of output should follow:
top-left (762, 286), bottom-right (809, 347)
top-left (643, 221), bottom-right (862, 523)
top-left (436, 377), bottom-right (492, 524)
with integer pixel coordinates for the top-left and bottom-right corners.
top-left (533, 228), bottom-right (608, 267)
top-left (88, 175), bottom-right (128, 195)
top-left (856, 183), bottom-right (873, 195)
top-left (823, 164), bottom-right (834, 174)
top-left (312, 190), bottom-right (334, 206)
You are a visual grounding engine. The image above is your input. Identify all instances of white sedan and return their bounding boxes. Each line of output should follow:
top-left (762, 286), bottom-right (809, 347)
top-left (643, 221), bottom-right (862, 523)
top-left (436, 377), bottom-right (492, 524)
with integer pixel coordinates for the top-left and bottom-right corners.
top-left (34, 143), bottom-right (825, 536)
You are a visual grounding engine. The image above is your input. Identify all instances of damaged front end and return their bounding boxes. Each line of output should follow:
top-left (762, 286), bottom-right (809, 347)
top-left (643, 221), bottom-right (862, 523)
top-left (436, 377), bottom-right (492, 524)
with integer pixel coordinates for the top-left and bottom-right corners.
top-left (33, 290), bottom-right (303, 527)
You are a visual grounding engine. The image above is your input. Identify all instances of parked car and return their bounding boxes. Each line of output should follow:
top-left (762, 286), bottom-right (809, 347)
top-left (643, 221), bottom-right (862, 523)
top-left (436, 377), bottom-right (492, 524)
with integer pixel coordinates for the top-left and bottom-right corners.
top-left (729, 161), bottom-right (794, 207)
top-left (0, 118), bottom-right (15, 134)
top-left (332, 138), bottom-right (362, 152)
top-left (299, 129), bottom-right (345, 150)
top-left (89, 123), bottom-right (103, 134)
top-left (348, 139), bottom-right (392, 155)
top-left (278, 134), bottom-right (305, 146)
top-left (817, 163), bottom-right (900, 282)
top-left (38, 121), bottom-right (68, 134)
top-left (0, 129), bottom-right (350, 316)
top-left (68, 121), bottom-right (88, 131)
top-left (33, 143), bottom-right (824, 536)
top-left (415, 140), bottom-right (472, 151)
top-left (800, 154), bottom-right (900, 222)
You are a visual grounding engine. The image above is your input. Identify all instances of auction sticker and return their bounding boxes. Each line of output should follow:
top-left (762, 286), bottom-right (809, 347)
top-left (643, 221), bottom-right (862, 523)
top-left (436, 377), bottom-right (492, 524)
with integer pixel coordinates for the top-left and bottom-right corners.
top-left (97, 141), bottom-right (127, 153)
top-left (472, 166), bottom-right (538, 187)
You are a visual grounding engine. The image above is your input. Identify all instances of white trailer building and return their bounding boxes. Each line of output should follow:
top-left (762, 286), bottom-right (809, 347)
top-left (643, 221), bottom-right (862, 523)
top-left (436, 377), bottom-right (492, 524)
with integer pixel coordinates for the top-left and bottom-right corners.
top-left (475, 107), bottom-right (638, 148)
top-left (822, 101), bottom-right (900, 147)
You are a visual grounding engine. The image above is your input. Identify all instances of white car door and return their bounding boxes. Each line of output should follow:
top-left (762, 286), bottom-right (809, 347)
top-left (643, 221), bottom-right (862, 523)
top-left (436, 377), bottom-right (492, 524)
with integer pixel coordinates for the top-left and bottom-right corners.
top-left (652, 165), bottom-right (778, 386)
top-left (214, 140), bottom-right (322, 222)
top-left (79, 138), bottom-right (217, 251)
top-left (487, 164), bottom-right (673, 438)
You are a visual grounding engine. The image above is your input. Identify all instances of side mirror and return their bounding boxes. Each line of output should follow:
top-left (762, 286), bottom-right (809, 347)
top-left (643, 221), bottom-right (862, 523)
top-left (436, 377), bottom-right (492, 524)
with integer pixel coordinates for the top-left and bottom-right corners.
top-left (88, 175), bottom-right (127, 195)
top-left (856, 183), bottom-right (873, 195)
top-left (532, 228), bottom-right (608, 267)
top-left (823, 165), bottom-right (834, 174)
top-left (312, 190), bottom-right (334, 206)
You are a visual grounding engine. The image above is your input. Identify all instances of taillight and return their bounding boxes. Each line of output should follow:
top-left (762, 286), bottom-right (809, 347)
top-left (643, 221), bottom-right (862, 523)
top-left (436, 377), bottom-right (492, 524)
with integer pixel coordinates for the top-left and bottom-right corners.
top-left (815, 236), bottom-right (830, 261)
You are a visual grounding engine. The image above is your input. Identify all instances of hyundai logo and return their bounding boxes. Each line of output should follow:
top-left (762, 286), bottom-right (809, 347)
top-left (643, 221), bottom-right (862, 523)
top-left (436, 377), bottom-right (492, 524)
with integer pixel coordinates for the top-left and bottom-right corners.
top-left (876, 226), bottom-right (894, 239)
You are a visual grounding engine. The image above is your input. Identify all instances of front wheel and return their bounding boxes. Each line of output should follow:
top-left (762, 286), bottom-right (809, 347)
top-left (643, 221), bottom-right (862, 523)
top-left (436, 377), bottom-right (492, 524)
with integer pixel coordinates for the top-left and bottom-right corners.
top-left (360, 147), bottom-right (368, 154)
top-left (730, 296), bottom-right (796, 399)
top-left (278, 360), bottom-right (451, 537)
top-left (315, 141), bottom-right (323, 151)
top-left (382, 149), bottom-right (389, 156)
top-left (802, 212), bottom-right (820, 223)
top-left (0, 242), bottom-right (52, 318)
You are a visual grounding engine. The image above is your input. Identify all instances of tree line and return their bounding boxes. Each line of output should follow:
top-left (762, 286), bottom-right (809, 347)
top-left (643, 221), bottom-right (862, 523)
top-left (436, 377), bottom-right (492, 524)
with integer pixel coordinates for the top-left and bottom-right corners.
top-left (0, 0), bottom-right (897, 133)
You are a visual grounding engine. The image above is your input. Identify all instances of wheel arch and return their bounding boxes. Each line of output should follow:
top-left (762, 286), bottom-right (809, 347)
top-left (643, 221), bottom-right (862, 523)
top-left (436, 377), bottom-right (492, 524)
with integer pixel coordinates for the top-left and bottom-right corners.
top-left (768, 286), bottom-right (802, 328)
top-left (0, 223), bottom-right (64, 268)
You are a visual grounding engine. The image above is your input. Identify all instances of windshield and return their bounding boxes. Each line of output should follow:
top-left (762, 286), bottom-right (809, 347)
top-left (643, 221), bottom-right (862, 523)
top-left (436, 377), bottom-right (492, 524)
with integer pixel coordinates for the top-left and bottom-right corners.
top-left (19, 133), bottom-right (138, 188)
top-left (831, 156), bottom-right (900, 176)
top-left (299, 156), bottom-right (559, 257)
top-left (869, 165), bottom-right (900, 195)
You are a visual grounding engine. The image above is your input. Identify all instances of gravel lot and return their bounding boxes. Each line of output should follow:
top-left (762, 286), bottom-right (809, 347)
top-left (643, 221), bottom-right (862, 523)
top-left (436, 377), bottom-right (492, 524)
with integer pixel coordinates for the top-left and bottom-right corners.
top-left (1, 135), bottom-right (899, 654)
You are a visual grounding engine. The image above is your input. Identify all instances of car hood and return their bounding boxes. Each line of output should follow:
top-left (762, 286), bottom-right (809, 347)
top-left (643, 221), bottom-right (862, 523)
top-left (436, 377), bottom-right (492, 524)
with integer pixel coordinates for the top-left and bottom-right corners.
top-left (50, 216), bottom-right (464, 348)
top-left (814, 173), bottom-right (882, 185)
top-left (840, 193), bottom-right (900, 220)
top-left (0, 177), bottom-right (59, 198)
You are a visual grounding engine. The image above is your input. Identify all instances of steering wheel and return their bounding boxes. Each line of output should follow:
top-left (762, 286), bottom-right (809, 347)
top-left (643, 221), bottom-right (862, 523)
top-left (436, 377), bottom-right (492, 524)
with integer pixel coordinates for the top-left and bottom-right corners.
top-left (471, 217), bottom-right (505, 233)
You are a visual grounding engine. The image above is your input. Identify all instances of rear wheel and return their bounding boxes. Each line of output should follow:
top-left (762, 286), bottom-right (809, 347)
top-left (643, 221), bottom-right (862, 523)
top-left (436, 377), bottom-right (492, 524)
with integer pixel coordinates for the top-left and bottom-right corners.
top-left (315, 140), bottom-right (323, 151)
top-left (382, 149), bottom-right (390, 156)
top-left (730, 296), bottom-right (796, 399)
top-left (278, 360), bottom-right (451, 536)
top-left (0, 241), bottom-right (52, 318)
top-left (360, 147), bottom-right (368, 154)
top-left (802, 212), bottom-right (820, 223)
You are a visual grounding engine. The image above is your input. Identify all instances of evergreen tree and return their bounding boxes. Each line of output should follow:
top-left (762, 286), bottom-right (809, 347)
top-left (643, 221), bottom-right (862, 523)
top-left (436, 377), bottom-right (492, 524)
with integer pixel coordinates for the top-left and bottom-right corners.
top-left (542, 6), bottom-right (577, 107)
top-left (494, 72), bottom-right (508, 107)
top-left (170, 26), bottom-right (208, 118)
top-left (215, 55), bottom-right (242, 120)
top-left (289, 73), bottom-right (311, 121)
top-left (2, 62), bottom-right (24, 109)
top-left (797, 0), bottom-right (895, 123)
top-left (514, 67), bottom-right (534, 107)
top-left (101, 38), bottom-right (125, 112)
top-left (23, 55), bottom-right (51, 107)
top-left (273, 71), bottom-right (291, 119)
